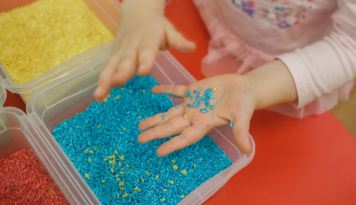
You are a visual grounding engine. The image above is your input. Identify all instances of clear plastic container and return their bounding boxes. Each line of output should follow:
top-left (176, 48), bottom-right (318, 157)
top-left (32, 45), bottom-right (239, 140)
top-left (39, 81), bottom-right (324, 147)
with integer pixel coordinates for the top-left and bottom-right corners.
top-left (26, 50), bottom-right (255, 205)
top-left (0, 0), bottom-right (120, 102)
top-left (0, 107), bottom-right (73, 204)
top-left (0, 80), bottom-right (6, 107)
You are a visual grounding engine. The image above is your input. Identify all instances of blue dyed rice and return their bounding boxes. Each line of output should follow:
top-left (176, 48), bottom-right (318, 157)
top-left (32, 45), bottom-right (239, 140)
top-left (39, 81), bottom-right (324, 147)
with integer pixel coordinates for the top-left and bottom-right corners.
top-left (53, 75), bottom-right (232, 205)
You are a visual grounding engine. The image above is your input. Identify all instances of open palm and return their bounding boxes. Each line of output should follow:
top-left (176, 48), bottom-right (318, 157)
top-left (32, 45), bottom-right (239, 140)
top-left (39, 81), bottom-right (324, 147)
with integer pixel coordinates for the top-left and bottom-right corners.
top-left (138, 74), bottom-right (256, 156)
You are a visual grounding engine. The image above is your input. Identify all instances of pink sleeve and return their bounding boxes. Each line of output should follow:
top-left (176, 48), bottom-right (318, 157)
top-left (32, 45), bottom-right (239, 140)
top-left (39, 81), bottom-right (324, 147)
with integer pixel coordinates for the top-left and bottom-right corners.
top-left (278, 0), bottom-right (356, 108)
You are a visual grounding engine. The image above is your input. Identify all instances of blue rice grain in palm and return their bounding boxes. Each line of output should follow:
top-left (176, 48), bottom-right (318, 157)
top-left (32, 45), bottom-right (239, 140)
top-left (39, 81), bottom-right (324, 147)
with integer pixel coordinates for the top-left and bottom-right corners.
top-left (53, 75), bottom-right (232, 205)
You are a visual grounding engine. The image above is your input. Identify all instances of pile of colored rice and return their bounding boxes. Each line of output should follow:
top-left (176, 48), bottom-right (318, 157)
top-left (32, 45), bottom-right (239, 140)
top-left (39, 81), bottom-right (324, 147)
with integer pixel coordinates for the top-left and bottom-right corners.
top-left (0, 149), bottom-right (68, 204)
top-left (0, 0), bottom-right (114, 83)
top-left (53, 75), bottom-right (232, 204)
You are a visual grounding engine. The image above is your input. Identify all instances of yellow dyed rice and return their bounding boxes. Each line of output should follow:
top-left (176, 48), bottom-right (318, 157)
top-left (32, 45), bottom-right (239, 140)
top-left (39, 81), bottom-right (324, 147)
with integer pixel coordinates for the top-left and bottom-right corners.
top-left (181, 169), bottom-right (187, 174)
top-left (0, 0), bottom-right (114, 83)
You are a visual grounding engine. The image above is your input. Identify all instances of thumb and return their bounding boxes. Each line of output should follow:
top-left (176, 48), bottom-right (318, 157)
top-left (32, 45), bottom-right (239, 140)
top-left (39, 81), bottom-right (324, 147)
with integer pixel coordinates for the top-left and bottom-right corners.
top-left (165, 22), bottom-right (196, 53)
top-left (231, 112), bottom-right (253, 154)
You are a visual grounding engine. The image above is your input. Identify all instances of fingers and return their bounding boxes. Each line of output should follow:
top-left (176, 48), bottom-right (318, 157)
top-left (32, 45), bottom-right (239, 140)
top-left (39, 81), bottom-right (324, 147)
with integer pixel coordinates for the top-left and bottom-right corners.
top-left (137, 41), bottom-right (160, 76)
top-left (137, 116), bottom-right (190, 144)
top-left (94, 33), bottom-right (162, 101)
top-left (94, 20), bottom-right (195, 101)
top-left (138, 104), bottom-right (184, 131)
top-left (151, 85), bottom-right (187, 97)
top-left (111, 51), bottom-right (138, 86)
top-left (93, 57), bottom-right (120, 101)
top-left (156, 125), bottom-right (207, 157)
top-left (94, 49), bottom-right (139, 101)
top-left (231, 112), bottom-right (253, 154)
top-left (165, 22), bottom-right (196, 54)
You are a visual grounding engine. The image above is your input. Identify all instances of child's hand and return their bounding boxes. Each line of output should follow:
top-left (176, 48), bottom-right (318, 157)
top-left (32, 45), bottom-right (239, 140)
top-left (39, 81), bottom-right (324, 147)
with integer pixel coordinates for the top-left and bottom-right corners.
top-left (94, 0), bottom-right (196, 101)
top-left (138, 74), bottom-right (256, 156)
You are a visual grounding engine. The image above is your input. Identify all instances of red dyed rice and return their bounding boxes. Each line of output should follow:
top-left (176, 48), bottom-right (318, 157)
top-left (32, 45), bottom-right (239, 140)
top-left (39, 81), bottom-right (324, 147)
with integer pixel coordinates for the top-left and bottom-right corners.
top-left (0, 149), bottom-right (68, 204)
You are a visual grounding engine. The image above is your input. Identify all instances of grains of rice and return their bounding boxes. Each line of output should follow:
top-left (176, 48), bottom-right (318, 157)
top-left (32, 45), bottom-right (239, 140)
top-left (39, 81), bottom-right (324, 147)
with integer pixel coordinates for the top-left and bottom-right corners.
top-left (0, 149), bottom-right (68, 204)
top-left (52, 75), bottom-right (232, 204)
top-left (181, 170), bottom-right (187, 175)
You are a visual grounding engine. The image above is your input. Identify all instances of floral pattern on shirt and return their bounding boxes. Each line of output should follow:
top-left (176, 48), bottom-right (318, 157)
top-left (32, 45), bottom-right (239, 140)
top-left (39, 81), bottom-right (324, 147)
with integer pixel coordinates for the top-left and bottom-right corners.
top-left (232, 0), bottom-right (316, 29)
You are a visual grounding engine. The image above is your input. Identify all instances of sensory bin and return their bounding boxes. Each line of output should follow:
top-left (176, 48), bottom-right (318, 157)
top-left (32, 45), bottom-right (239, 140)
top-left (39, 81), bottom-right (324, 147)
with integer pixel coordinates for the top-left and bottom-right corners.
top-left (0, 149), bottom-right (68, 204)
top-left (52, 75), bottom-right (232, 204)
top-left (0, 0), bottom-right (114, 84)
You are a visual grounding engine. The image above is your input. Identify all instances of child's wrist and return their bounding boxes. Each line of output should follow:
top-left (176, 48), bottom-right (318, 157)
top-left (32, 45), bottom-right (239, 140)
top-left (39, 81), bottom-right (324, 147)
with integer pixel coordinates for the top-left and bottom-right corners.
top-left (244, 60), bottom-right (298, 110)
top-left (240, 74), bottom-right (260, 110)
top-left (122, 0), bottom-right (166, 14)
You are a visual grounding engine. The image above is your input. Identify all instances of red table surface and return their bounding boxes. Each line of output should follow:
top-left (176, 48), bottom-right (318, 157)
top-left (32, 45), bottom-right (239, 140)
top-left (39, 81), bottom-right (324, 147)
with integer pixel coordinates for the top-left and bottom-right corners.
top-left (2, 0), bottom-right (356, 204)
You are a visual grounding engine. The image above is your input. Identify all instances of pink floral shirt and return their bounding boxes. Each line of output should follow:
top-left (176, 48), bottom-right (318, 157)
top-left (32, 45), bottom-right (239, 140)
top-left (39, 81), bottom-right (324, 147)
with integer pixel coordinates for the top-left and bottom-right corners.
top-left (197, 0), bottom-right (356, 109)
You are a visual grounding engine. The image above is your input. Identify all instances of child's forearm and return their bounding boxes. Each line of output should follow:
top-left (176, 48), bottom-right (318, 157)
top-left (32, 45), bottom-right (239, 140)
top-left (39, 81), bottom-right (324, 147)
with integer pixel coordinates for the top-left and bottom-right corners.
top-left (245, 60), bottom-right (298, 110)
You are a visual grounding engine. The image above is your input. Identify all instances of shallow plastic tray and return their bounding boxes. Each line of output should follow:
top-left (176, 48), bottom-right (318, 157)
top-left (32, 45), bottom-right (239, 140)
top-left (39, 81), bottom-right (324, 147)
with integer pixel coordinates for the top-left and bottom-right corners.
top-left (0, 0), bottom-right (120, 102)
top-left (0, 107), bottom-right (73, 204)
top-left (26, 50), bottom-right (255, 204)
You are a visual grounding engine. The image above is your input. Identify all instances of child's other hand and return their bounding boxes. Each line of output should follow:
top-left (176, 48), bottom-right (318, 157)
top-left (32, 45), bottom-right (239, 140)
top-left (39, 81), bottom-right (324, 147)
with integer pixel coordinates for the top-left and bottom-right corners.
top-left (138, 74), bottom-right (256, 156)
top-left (94, 0), bottom-right (196, 101)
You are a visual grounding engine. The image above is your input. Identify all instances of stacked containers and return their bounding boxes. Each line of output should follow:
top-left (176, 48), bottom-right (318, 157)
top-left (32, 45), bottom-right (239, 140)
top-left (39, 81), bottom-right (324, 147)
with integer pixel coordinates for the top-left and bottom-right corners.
top-left (26, 50), bottom-right (255, 204)
top-left (0, 107), bottom-right (74, 204)
top-left (0, 0), bottom-right (120, 102)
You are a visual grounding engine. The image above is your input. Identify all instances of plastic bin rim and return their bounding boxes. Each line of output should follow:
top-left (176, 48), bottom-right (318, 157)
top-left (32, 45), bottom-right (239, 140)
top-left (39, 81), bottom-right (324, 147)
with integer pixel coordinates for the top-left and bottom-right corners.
top-left (0, 106), bottom-right (25, 117)
top-left (0, 81), bottom-right (6, 107)
top-left (0, 41), bottom-right (113, 95)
